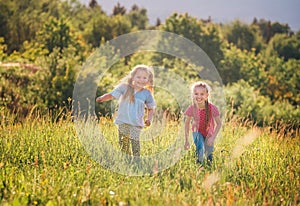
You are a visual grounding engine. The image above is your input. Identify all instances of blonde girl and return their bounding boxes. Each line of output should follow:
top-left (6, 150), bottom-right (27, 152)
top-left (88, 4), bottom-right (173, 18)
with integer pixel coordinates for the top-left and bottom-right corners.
top-left (96, 65), bottom-right (156, 158)
top-left (184, 81), bottom-right (222, 164)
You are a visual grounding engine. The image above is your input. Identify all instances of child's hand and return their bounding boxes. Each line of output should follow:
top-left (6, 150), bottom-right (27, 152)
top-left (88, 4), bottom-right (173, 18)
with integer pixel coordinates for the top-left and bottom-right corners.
top-left (184, 141), bottom-right (190, 150)
top-left (206, 137), bottom-right (214, 146)
top-left (206, 133), bottom-right (215, 146)
top-left (145, 120), bottom-right (151, 127)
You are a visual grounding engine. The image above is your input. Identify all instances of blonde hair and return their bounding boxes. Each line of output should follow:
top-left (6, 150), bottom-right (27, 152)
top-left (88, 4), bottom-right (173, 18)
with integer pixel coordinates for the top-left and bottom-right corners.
top-left (191, 81), bottom-right (211, 131)
top-left (123, 65), bottom-right (154, 102)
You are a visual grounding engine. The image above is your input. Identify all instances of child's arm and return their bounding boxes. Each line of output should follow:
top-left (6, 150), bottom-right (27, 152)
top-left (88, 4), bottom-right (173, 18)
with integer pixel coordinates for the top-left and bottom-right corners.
top-left (207, 115), bottom-right (222, 146)
top-left (145, 108), bottom-right (154, 126)
top-left (96, 93), bottom-right (114, 103)
top-left (184, 116), bottom-right (192, 150)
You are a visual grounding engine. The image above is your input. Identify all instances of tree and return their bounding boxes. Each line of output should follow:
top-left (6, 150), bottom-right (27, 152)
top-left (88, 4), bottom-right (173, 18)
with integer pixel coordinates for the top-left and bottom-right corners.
top-left (219, 43), bottom-right (267, 87)
top-left (221, 38), bottom-right (299, 107)
top-left (112, 2), bottom-right (126, 15)
top-left (110, 15), bottom-right (132, 37)
top-left (0, 1), bottom-right (10, 42)
top-left (223, 20), bottom-right (263, 53)
top-left (0, 38), bottom-right (8, 61)
top-left (127, 5), bottom-right (149, 29)
top-left (262, 56), bottom-right (300, 105)
top-left (219, 44), bottom-right (244, 84)
top-left (265, 33), bottom-right (300, 61)
top-left (33, 17), bottom-right (86, 108)
top-left (38, 18), bottom-right (72, 53)
top-left (271, 22), bottom-right (291, 36)
top-left (225, 80), bottom-right (300, 127)
top-left (89, 0), bottom-right (98, 8)
top-left (83, 13), bottom-right (111, 47)
top-left (252, 18), bottom-right (292, 43)
top-left (161, 13), bottom-right (224, 68)
top-left (156, 18), bottom-right (161, 27)
top-left (0, 0), bottom-right (62, 53)
top-left (83, 12), bottom-right (131, 47)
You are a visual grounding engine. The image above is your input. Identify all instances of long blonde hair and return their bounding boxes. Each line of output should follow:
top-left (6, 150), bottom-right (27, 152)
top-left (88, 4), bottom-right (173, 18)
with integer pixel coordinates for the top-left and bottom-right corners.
top-left (191, 81), bottom-right (211, 131)
top-left (123, 65), bottom-right (154, 102)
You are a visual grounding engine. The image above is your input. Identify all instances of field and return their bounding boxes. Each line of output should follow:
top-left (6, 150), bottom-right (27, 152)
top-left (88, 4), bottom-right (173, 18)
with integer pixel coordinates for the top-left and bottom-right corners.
top-left (0, 111), bottom-right (299, 206)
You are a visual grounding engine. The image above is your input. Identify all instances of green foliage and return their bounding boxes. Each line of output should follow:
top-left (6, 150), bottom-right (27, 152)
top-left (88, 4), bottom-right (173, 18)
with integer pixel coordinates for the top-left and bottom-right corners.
top-left (0, 0), bottom-right (299, 128)
top-left (89, 0), bottom-right (99, 9)
top-left (0, 38), bottom-right (7, 61)
top-left (163, 13), bottom-right (203, 44)
top-left (0, 40), bottom-right (82, 114)
top-left (110, 15), bottom-right (132, 37)
top-left (127, 5), bottom-right (149, 30)
top-left (40, 47), bottom-right (80, 109)
top-left (219, 43), bottom-right (244, 84)
top-left (0, 0), bottom-right (62, 53)
top-left (220, 43), bottom-right (299, 110)
top-left (20, 41), bottom-right (49, 62)
top-left (112, 2), bottom-right (127, 15)
top-left (161, 13), bottom-right (224, 68)
top-left (82, 13), bottom-right (131, 47)
top-left (38, 18), bottom-right (72, 53)
top-left (252, 18), bottom-right (292, 43)
top-left (222, 20), bottom-right (264, 53)
top-left (238, 50), bottom-right (267, 88)
top-left (83, 14), bottom-right (112, 47)
top-left (0, 1), bottom-right (10, 41)
top-left (262, 57), bottom-right (300, 105)
top-left (225, 80), bottom-right (300, 127)
top-left (220, 43), bottom-right (267, 87)
top-left (0, 66), bottom-right (45, 116)
top-left (265, 33), bottom-right (300, 61)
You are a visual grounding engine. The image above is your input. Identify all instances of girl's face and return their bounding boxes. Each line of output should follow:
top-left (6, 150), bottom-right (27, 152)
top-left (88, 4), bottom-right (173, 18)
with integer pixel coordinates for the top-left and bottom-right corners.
top-left (193, 86), bottom-right (209, 106)
top-left (132, 69), bottom-right (150, 90)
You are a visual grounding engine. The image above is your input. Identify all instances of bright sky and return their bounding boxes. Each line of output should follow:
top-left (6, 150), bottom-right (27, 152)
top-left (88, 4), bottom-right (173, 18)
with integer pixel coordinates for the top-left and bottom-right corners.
top-left (80, 0), bottom-right (300, 31)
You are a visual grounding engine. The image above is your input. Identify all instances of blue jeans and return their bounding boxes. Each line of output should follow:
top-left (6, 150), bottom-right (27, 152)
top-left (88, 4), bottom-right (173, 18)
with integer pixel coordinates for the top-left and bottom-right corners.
top-left (192, 132), bottom-right (214, 163)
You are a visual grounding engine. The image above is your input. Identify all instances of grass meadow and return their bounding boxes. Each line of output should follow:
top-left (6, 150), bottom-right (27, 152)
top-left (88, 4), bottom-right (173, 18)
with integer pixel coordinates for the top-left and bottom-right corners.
top-left (0, 109), bottom-right (299, 206)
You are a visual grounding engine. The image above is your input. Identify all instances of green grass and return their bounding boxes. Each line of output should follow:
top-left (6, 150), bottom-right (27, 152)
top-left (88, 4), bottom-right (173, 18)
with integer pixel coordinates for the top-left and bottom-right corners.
top-left (0, 112), bottom-right (299, 205)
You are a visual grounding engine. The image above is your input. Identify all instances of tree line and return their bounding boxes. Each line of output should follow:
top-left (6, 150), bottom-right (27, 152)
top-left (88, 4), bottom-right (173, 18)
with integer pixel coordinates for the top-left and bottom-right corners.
top-left (0, 0), bottom-right (299, 129)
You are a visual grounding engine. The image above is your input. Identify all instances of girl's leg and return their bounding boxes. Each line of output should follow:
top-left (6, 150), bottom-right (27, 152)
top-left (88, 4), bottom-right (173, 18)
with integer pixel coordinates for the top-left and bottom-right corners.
top-left (118, 124), bottom-right (131, 155)
top-left (130, 126), bottom-right (142, 157)
top-left (204, 140), bottom-right (214, 164)
top-left (192, 132), bottom-right (205, 163)
top-left (130, 139), bottom-right (140, 157)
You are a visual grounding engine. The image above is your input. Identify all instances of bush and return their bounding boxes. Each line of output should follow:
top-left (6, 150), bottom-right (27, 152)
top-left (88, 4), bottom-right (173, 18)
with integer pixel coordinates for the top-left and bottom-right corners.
top-left (225, 80), bottom-right (299, 128)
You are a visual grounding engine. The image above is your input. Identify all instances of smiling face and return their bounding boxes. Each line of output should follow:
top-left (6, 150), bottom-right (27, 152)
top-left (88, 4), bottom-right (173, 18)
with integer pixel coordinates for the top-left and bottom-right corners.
top-left (132, 69), bottom-right (150, 90)
top-left (193, 86), bottom-right (209, 107)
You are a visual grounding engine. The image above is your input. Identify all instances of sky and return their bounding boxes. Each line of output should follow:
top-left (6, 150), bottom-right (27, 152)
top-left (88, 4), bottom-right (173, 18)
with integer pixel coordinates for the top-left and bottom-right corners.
top-left (80, 0), bottom-right (300, 31)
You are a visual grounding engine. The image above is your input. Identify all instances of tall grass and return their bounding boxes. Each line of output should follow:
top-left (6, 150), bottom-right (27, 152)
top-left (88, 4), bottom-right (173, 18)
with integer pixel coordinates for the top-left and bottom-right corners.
top-left (0, 109), bottom-right (299, 205)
